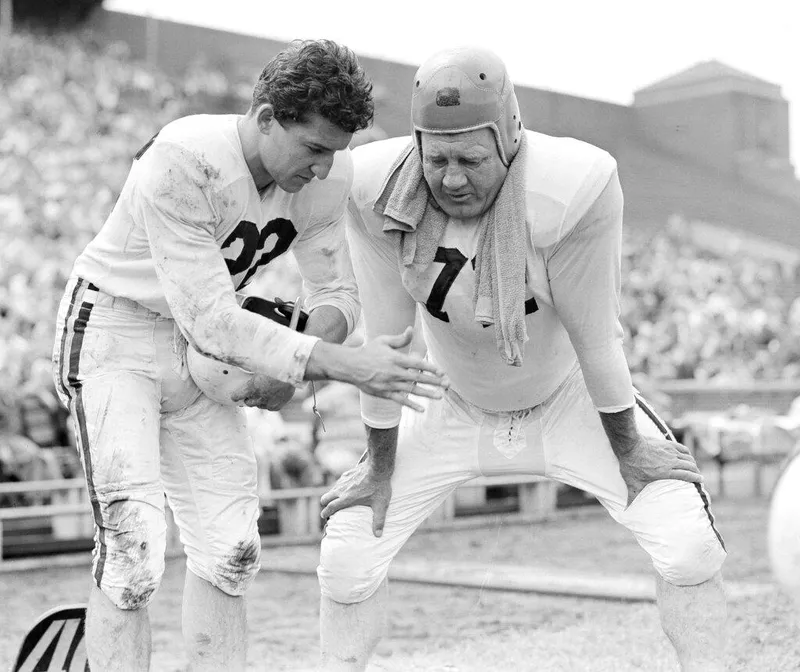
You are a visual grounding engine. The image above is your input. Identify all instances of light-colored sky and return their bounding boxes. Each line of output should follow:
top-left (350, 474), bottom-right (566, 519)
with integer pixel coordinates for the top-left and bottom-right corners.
top-left (106, 0), bottom-right (799, 171)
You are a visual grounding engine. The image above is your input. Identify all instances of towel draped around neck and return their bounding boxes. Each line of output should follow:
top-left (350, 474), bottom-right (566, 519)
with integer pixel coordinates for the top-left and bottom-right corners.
top-left (373, 133), bottom-right (530, 366)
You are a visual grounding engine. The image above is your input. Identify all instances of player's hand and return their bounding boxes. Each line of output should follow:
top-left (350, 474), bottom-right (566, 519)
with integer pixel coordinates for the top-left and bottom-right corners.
top-left (617, 436), bottom-right (703, 508)
top-left (320, 460), bottom-right (392, 537)
top-left (345, 327), bottom-right (449, 412)
top-left (230, 374), bottom-right (296, 411)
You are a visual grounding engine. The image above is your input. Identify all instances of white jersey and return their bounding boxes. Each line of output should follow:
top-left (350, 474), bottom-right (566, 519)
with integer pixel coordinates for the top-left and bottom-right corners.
top-left (348, 132), bottom-right (634, 427)
top-left (72, 114), bottom-right (359, 385)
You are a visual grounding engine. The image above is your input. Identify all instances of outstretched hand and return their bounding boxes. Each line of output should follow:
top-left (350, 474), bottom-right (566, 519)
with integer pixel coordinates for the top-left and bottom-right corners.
top-left (320, 460), bottom-right (392, 537)
top-left (617, 436), bottom-right (703, 507)
top-left (346, 327), bottom-right (449, 412)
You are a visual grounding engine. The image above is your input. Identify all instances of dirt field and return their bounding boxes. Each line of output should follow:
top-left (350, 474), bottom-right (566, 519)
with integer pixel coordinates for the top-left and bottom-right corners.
top-left (1, 496), bottom-right (798, 671)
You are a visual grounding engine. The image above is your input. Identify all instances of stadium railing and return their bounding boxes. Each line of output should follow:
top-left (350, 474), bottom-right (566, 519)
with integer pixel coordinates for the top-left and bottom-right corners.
top-left (0, 474), bottom-right (557, 566)
top-left (677, 415), bottom-right (797, 497)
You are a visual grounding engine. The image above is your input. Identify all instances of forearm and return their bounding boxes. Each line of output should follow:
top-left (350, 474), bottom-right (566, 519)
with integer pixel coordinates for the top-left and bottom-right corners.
top-left (303, 340), bottom-right (353, 383)
top-left (365, 425), bottom-right (398, 480)
top-left (303, 305), bottom-right (348, 345)
top-left (174, 287), bottom-right (318, 385)
top-left (599, 406), bottom-right (640, 458)
top-left (550, 168), bottom-right (634, 412)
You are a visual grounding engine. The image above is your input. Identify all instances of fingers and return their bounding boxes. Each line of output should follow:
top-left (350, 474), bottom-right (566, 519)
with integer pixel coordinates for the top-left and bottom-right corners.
top-left (383, 326), bottom-right (414, 349)
top-left (233, 388), bottom-right (295, 410)
top-left (229, 380), bottom-right (253, 402)
top-left (388, 391), bottom-right (425, 413)
top-left (372, 499), bottom-right (388, 538)
top-left (263, 395), bottom-right (292, 412)
top-left (669, 468), bottom-right (704, 484)
top-left (674, 455), bottom-right (701, 473)
top-left (407, 383), bottom-right (444, 400)
top-left (387, 366), bottom-right (448, 392)
top-left (671, 441), bottom-right (694, 457)
top-left (320, 489), bottom-right (338, 508)
top-left (320, 488), bottom-right (356, 518)
top-left (397, 355), bottom-right (447, 379)
top-left (320, 496), bottom-right (342, 520)
top-left (414, 371), bottom-right (450, 388)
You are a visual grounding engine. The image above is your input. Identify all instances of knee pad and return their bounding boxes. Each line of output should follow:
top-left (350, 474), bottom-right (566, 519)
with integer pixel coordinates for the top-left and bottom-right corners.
top-left (202, 535), bottom-right (262, 597)
top-left (620, 481), bottom-right (727, 587)
top-left (95, 497), bottom-right (167, 610)
top-left (318, 530), bottom-right (387, 604)
top-left (653, 531), bottom-right (727, 587)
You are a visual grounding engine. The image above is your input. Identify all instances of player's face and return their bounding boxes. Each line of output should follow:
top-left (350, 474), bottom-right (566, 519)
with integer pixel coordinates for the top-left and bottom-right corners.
top-left (420, 129), bottom-right (508, 219)
top-left (260, 112), bottom-right (352, 192)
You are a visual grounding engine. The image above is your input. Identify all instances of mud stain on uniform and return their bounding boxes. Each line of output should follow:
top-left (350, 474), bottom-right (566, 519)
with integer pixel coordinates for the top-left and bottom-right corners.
top-left (119, 583), bottom-right (156, 610)
top-left (216, 538), bottom-right (260, 593)
top-left (103, 498), bottom-right (161, 609)
top-left (194, 632), bottom-right (213, 655)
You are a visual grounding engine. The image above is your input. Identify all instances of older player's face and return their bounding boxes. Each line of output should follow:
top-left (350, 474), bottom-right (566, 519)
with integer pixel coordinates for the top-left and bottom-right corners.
top-left (260, 112), bottom-right (352, 192)
top-left (421, 129), bottom-right (508, 219)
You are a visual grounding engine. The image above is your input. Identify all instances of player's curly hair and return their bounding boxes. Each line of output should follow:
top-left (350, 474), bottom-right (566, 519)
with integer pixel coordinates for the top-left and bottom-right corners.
top-left (251, 39), bottom-right (374, 134)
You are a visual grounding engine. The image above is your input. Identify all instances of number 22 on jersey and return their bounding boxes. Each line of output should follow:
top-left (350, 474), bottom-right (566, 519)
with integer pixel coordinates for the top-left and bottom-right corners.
top-left (135, 133), bottom-right (298, 291)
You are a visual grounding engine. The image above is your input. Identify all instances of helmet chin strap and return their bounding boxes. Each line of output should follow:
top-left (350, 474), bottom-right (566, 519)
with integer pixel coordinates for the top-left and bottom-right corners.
top-left (289, 297), bottom-right (326, 433)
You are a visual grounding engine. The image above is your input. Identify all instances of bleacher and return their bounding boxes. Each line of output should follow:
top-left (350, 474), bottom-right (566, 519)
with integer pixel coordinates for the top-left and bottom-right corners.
top-left (2, 29), bottom-right (800, 566)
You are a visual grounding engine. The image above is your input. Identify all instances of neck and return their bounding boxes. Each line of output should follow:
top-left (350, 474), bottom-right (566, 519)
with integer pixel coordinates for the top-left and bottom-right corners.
top-left (236, 115), bottom-right (274, 191)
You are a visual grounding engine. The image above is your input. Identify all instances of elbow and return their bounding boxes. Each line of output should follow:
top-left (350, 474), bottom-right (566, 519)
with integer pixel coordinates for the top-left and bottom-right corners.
top-left (344, 293), bottom-right (361, 337)
top-left (332, 283), bottom-right (361, 336)
top-left (307, 286), bottom-right (361, 337)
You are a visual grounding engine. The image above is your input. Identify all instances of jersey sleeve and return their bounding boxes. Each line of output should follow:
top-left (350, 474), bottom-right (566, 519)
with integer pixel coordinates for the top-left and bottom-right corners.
top-left (130, 140), bottom-right (320, 385)
top-left (345, 199), bottom-right (418, 428)
top-left (546, 168), bottom-right (635, 412)
top-left (293, 163), bottom-right (360, 336)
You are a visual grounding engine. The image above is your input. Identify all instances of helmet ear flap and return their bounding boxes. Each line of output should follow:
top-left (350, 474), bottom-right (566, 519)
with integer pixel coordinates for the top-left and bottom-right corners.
top-left (499, 87), bottom-right (523, 163)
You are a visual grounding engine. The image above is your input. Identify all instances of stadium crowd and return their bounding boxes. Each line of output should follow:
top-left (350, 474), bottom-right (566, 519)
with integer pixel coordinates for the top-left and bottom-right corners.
top-left (1, 30), bottom-right (799, 485)
top-left (622, 225), bottom-right (800, 383)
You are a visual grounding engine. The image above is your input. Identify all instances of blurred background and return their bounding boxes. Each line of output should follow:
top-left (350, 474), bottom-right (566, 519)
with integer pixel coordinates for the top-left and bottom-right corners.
top-left (1, 0), bottom-right (799, 558)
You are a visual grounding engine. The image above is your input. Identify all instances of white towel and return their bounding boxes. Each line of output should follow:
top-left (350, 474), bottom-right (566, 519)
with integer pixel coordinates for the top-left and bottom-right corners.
top-left (374, 133), bottom-right (530, 366)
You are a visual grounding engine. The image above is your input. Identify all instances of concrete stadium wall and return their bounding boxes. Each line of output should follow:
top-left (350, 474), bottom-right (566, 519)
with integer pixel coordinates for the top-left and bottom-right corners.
top-left (87, 9), bottom-right (800, 252)
top-left (657, 380), bottom-right (800, 416)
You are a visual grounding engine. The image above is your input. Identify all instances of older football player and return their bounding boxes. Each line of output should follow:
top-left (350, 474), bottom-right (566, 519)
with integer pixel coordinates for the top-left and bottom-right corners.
top-left (52, 40), bottom-right (446, 672)
top-left (317, 46), bottom-right (727, 671)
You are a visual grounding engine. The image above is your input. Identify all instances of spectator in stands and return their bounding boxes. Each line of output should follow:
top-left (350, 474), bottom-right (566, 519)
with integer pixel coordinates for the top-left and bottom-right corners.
top-left (3, 29), bottom-right (799, 448)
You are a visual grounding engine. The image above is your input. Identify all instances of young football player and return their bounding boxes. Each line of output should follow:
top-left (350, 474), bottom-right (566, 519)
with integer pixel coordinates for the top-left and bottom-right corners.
top-left (317, 46), bottom-right (727, 671)
top-left (52, 39), bottom-right (446, 671)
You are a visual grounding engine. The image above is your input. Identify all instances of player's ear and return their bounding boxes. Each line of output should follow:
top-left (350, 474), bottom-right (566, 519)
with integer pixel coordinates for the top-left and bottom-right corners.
top-left (254, 103), bottom-right (276, 135)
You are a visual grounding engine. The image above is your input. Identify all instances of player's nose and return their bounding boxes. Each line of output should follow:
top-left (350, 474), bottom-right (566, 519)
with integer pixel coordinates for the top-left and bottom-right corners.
top-left (311, 154), bottom-right (335, 180)
top-left (442, 166), bottom-right (467, 189)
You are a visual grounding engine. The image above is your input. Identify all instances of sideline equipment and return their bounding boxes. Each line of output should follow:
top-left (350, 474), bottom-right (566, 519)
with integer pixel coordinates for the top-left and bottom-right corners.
top-left (11, 604), bottom-right (88, 672)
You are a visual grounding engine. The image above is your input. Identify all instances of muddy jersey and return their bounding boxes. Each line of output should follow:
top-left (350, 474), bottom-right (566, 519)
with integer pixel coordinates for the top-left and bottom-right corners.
top-left (71, 114), bottom-right (359, 384)
top-left (348, 132), bottom-right (634, 427)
